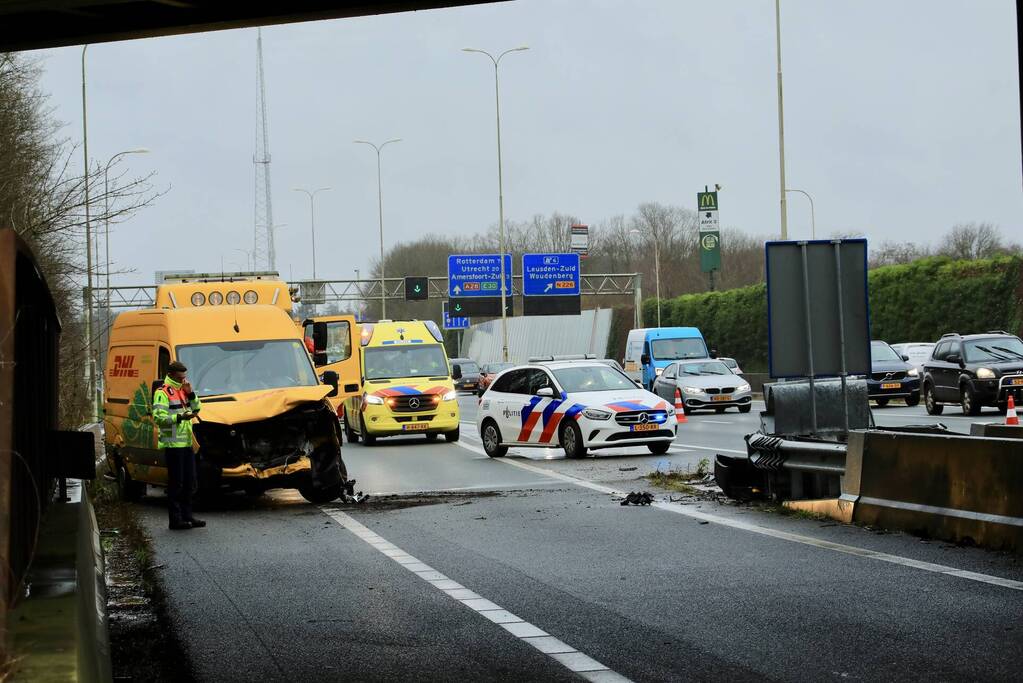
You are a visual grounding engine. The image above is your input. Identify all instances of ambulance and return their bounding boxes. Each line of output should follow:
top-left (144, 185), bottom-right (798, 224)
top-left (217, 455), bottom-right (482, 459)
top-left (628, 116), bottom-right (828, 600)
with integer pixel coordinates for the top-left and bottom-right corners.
top-left (341, 320), bottom-right (461, 445)
top-left (103, 290), bottom-right (352, 504)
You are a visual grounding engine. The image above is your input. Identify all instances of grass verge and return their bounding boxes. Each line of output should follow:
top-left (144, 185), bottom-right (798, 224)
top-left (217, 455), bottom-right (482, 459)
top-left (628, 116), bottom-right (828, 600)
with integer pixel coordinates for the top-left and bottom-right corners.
top-left (645, 458), bottom-right (712, 496)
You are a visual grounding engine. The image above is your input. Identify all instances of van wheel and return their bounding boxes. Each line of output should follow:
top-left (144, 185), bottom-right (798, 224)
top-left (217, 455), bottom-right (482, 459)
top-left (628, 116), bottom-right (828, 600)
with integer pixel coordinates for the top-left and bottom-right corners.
top-left (561, 421), bottom-right (587, 459)
top-left (481, 420), bottom-right (507, 458)
top-left (445, 426), bottom-right (460, 443)
top-left (360, 415), bottom-right (376, 446)
top-left (117, 462), bottom-right (145, 502)
top-left (343, 413), bottom-right (359, 443)
top-left (299, 481), bottom-right (342, 504)
top-left (924, 383), bottom-right (943, 415)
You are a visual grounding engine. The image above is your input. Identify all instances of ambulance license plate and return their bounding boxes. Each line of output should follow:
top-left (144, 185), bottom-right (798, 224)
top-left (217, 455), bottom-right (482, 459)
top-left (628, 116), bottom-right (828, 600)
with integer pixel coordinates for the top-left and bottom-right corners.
top-left (402, 423), bottom-right (429, 431)
top-left (712, 395), bottom-right (731, 402)
top-left (1010, 378), bottom-right (1023, 386)
top-left (631, 423), bottom-right (659, 432)
top-left (881, 382), bottom-right (901, 390)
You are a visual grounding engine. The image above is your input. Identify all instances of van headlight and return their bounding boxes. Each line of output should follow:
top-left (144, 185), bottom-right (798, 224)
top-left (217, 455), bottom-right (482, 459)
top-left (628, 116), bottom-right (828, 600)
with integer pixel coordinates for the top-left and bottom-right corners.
top-left (442, 390), bottom-right (458, 401)
top-left (364, 394), bottom-right (384, 405)
top-left (681, 386), bottom-right (703, 395)
top-left (907, 368), bottom-right (919, 377)
top-left (976, 368), bottom-right (995, 379)
top-left (582, 408), bottom-right (612, 420)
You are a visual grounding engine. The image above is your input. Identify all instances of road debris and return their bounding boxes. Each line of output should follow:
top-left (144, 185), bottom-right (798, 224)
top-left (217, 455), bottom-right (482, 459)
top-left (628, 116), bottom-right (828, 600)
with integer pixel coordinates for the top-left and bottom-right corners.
top-left (620, 491), bottom-right (654, 506)
top-left (618, 466), bottom-right (638, 472)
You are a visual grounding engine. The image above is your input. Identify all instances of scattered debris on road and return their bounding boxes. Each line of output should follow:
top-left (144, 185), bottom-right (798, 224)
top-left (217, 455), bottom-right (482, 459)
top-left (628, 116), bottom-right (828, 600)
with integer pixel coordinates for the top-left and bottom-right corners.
top-left (620, 491), bottom-right (654, 506)
top-left (618, 466), bottom-right (638, 472)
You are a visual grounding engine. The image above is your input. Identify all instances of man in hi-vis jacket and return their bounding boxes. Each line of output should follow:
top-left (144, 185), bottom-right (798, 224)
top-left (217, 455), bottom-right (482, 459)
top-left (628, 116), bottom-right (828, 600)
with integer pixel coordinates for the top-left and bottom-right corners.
top-left (152, 360), bottom-right (206, 530)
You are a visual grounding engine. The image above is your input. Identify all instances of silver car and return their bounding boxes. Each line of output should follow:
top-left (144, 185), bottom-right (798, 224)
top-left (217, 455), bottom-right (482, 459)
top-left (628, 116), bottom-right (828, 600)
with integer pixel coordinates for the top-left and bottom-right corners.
top-left (651, 359), bottom-right (753, 414)
top-left (890, 342), bottom-right (934, 376)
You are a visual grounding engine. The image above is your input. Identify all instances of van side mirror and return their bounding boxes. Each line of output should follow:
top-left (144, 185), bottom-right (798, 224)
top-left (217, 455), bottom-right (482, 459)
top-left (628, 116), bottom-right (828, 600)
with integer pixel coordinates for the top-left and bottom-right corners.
top-left (312, 321), bottom-right (328, 366)
top-left (710, 348), bottom-right (718, 359)
top-left (321, 370), bottom-right (339, 397)
top-left (641, 354), bottom-right (650, 365)
top-left (947, 353), bottom-right (962, 366)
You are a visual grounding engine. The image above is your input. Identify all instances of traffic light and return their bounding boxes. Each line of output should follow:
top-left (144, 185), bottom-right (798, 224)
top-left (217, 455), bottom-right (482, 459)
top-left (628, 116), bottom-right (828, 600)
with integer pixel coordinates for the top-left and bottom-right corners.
top-left (404, 276), bottom-right (428, 301)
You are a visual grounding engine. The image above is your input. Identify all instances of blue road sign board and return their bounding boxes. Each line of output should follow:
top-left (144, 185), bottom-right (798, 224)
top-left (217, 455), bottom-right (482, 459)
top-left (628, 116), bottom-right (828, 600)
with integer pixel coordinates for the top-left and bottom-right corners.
top-left (443, 301), bottom-right (470, 330)
top-left (522, 253), bottom-right (581, 296)
top-left (447, 254), bottom-right (512, 298)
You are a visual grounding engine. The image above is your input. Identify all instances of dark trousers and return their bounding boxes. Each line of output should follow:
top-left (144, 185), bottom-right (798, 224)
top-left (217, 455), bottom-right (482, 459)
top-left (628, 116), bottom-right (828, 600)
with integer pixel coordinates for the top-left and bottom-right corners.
top-left (164, 446), bottom-right (196, 524)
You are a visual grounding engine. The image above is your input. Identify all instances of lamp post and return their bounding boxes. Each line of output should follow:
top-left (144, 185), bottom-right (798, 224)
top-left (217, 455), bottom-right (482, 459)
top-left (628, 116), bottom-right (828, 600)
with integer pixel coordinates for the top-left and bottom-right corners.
top-left (103, 149), bottom-right (149, 312)
top-left (775, 0), bottom-right (789, 240)
top-left (630, 229), bottom-right (661, 327)
top-left (293, 187), bottom-right (331, 279)
top-left (354, 139), bottom-right (401, 319)
top-left (462, 45), bottom-right (528, 362)
top-left (81, 44), bottom-right (99, 420)
top-left (785, 188), bottom-right (816, 240)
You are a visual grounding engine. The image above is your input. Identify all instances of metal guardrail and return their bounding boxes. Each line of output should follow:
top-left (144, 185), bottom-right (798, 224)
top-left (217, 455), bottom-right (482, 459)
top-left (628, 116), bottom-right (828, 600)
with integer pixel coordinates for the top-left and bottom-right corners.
top-left (745, 433), bottom-right (848, 475)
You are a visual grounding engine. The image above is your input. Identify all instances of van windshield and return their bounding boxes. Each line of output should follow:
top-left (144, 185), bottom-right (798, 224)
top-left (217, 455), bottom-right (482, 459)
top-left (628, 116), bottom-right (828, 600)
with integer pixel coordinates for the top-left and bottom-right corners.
top-left (651, 338), bottom-right (708, 361)
top-left (364, 345), bottom-right (449, 380)
top-left (177, 340), bottom-right (319, 397)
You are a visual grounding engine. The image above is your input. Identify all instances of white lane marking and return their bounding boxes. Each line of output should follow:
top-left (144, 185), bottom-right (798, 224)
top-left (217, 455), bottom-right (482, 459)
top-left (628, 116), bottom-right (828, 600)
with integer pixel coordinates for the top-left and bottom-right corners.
top-left (671, 442), bottom-right (747, 455)
top-left (453, 441), bottom-right (1023, 592)
top-left (698, 420), bottom-right (733, 424)
top-left (320, 507), bottom-right (635, 680)
top-left (368, 481), bottom-right (559, 496)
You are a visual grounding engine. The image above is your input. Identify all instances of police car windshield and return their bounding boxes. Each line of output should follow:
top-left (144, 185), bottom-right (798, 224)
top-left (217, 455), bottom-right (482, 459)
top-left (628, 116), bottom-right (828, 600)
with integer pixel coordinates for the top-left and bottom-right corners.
top-left (364, 345), bottom-right (449, 380)
top-left (651, 338), bottom-right (708, 360)
top-left (553, 365), bottom-right (636, 393)
top-left (176, 340), bottom-right (318, 396)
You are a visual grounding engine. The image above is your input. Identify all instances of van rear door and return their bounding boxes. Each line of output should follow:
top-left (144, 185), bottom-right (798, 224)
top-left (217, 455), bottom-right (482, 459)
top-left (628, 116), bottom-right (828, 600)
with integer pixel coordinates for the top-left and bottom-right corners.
top-left (303, 315), bottom-right (361, 400)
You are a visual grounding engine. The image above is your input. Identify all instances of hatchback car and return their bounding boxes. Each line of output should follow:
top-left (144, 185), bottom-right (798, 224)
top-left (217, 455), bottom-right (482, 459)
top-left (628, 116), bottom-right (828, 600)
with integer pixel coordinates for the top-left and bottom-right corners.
top-left (651, 359), bottom-right (752, 414)
top-left (867, 341), bottom-right (920, 407)
top-left (922, 332), bottom-right (1023, 415)
top-left (477, 360), bottom-right (678, 458)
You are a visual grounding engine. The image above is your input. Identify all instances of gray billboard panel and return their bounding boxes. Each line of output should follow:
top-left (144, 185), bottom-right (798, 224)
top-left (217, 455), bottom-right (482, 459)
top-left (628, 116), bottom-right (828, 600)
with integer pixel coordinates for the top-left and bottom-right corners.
top-left (766, 239), bottom-right (870, 378)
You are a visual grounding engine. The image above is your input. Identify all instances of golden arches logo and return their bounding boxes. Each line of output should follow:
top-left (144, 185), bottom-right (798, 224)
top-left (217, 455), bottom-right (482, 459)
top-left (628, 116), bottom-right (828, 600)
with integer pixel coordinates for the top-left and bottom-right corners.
top-left (698, 192), bottom-right (717, 210)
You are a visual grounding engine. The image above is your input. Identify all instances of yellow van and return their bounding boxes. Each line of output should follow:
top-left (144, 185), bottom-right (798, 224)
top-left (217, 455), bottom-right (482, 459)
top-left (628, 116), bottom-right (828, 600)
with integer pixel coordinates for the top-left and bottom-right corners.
top-left (341, 320), bottom-right (460, 445)
top-left (103, 304), bottom-right (350, 503)
top-left (154, 273), bottom-right (294, 314)
top-left (301, 314), bottom-right (363, 413)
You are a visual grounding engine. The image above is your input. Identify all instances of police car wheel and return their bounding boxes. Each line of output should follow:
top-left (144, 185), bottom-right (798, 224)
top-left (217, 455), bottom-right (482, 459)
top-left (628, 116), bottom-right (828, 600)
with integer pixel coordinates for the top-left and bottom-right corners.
top-left (561, 422), bottom-right (587, 459)
top-left (481, 420), bottom-right (507, 458)
top-left (647, 441), bottom-right (671, 455)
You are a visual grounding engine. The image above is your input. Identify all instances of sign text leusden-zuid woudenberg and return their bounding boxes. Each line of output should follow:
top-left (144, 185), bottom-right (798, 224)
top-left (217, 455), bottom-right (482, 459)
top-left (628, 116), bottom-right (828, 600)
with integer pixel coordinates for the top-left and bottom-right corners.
top-left (522, 253), bottom-right (581, 316)
top-left (698, 190), bottom-right (721, 274)
top-left (447, 254), bottom-right (514, 317)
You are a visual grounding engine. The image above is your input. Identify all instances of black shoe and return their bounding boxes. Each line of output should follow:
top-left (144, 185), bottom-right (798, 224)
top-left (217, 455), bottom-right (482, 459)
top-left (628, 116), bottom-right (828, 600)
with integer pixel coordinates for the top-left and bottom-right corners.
top-left (169, 520), bottom-right (192, 530)
top-left (187, 518), bottom-right (207, 528)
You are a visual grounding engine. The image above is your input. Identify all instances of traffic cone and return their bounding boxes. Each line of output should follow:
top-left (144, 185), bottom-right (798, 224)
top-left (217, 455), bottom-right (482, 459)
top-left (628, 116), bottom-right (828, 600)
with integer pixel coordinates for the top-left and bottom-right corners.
top-left (674, 388), bottom-right (687, 423)
top-left (1006, 395), bottom-right (1020, 426)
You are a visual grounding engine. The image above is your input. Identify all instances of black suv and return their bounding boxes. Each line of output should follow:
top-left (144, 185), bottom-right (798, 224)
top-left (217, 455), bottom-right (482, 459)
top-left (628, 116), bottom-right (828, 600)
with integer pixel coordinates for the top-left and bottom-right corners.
top-left (921, 331), bottom-right (1023, 415)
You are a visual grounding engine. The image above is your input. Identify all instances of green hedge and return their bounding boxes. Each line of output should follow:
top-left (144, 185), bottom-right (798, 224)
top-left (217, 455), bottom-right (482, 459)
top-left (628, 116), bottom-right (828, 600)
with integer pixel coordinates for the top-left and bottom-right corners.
top-left (643, 256), bottom-right (1023, 373)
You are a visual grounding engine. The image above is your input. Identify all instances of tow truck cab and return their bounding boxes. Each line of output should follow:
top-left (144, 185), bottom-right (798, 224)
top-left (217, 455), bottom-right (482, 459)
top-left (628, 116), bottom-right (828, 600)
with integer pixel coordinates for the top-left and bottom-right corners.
top-left (341, 320), bottom-right (461, 444)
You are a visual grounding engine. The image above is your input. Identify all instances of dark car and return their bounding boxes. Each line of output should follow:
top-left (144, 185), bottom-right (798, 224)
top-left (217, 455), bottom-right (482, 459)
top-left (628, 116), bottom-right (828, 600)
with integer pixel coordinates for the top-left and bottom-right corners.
top-left (449, 357), bottom-right (482, 392)
top-left (922, 332), bottom-right (1023, 415)
top-left (868, 340), bottom-right (920, 407)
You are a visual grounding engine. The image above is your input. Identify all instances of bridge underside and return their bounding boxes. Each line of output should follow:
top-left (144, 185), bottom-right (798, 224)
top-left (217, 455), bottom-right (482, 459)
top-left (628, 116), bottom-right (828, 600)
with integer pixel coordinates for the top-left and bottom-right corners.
top-left (0, 0), bottom-right (502, 52)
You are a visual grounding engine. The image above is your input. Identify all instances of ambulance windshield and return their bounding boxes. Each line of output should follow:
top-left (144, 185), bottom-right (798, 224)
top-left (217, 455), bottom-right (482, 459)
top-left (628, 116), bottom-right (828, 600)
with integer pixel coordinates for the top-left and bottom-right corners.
top-left (364, 345), bottom-right (449, 380)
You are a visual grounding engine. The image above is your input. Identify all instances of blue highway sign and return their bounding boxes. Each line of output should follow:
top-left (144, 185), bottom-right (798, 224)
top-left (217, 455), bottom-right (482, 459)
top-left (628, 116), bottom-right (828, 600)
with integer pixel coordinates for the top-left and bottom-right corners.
top-left (443, 301), bottom-right (470, 330)
top-left (447, 254), bottom-right (512, 298)
top-left (522, 253), bottom-right (581, 296)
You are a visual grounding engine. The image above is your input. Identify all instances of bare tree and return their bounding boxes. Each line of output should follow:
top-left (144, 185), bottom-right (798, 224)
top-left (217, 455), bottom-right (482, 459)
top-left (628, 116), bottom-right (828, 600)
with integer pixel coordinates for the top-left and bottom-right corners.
top-left (937, 222), bottom-right (1015, 260)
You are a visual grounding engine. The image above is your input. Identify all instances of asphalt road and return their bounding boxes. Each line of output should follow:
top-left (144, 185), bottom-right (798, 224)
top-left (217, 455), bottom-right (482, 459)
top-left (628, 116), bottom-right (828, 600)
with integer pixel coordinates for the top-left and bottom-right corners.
top-left (136, 395), bottom-right (1023, 682)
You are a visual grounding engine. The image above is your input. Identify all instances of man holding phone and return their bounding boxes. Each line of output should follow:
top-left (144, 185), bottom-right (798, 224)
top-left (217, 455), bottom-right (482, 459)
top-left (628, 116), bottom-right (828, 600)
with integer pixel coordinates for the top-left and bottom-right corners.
top-left (152, 360), bottom-right (205, 530)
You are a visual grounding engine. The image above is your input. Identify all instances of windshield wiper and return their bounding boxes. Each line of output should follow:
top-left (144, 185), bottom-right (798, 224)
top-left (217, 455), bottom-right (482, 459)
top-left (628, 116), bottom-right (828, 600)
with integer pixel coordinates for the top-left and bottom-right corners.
top-left (973, 345), bottom-right (1012, 362)
top-left (991, 345), bottom-right (1023, 360)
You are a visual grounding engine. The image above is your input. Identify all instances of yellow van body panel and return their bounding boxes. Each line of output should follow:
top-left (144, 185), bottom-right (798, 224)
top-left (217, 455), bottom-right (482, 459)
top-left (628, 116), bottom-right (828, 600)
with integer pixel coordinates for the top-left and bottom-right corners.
top-left (198, 385), bottom-right (332, 424)
top-left (342, 321), bottom-right (459, 438)
top-left (301, 315), bottom-right (362, 409)
top-left (154, 278), bottom-right (292, 314)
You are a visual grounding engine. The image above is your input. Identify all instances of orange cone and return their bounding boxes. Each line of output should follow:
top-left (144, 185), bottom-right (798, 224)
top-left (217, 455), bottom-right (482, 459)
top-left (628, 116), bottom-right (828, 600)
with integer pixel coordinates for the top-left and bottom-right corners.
top-left (674, 388), bottom-right (687, 423)
top-left (1007, 395), bottom-right (1020, 426)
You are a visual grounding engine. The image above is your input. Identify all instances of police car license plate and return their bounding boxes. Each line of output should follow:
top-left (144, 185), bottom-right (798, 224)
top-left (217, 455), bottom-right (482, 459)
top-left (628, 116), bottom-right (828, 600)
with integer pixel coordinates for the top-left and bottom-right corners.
top-left (402, 423), bottom-right (429, 431)
top-left (881, 382), bottom-right (901, 390)
top-left (712, 395), bottom-right (731, 402)
top-left (1010, 378), bottom-right (1023, 386)
top-left (631, 423), bottom-right (659, 432)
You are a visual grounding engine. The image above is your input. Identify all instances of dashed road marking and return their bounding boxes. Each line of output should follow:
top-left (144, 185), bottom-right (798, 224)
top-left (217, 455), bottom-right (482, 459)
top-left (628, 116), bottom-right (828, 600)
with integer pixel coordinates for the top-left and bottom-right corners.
top-left (319, 507), bottom-right (634, 682)
top-left (453, 440), bottom-right (1023, 592)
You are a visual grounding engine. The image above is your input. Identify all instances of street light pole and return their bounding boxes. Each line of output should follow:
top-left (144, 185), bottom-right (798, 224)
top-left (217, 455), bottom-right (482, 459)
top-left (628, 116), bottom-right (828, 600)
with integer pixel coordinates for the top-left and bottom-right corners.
top-left (354, 139), bottom-right (401, 319)
top-left (776, 0), bottom-right (789, 240)
top-left (81, 44), bottom-right (99, 421)
top-left (785, 188), bottom-right (816, 240)
top-left (463, 45), bottom-right (528, 363)
top-left (103, 149), bottom-right (150, 316)
top-left (293, 187), bottom-right (331, 279)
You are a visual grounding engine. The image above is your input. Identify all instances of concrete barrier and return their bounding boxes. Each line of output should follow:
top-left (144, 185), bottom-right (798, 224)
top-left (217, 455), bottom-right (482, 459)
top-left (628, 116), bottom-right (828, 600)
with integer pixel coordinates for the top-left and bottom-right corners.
top-left (970, 423), bottom-right (1023, 439)
top-left (843, 430), bottom-right (1023, 551)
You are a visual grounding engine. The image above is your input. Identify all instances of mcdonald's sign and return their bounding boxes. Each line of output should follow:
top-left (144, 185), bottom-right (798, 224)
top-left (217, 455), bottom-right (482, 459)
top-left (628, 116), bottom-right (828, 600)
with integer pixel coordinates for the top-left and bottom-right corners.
top-left (697, 191), bottom-right (718, 212)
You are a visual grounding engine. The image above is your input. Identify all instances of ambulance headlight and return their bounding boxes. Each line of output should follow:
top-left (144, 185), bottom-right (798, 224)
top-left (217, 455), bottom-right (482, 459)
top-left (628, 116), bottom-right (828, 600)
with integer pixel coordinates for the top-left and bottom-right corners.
top-left (364, 394), bottom-right (384, 405)
top-left (442, 390), bottom-right (458, 401)
top-left (243, 290), bottom-right (259, 304)
top-left (582, 408), bottom-right (612, 421)
top-left (226, 291), bottom-right (241, 305)
top-left (190, 292), bottom-right (206, 306)
top-left (208, 291), bottom-right (224, 305)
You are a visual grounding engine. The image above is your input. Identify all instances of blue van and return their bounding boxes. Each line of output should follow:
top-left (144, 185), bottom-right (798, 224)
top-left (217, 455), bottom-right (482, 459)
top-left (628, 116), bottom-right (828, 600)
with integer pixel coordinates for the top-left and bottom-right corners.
top-left (623, 327), bottom-right (711, 390)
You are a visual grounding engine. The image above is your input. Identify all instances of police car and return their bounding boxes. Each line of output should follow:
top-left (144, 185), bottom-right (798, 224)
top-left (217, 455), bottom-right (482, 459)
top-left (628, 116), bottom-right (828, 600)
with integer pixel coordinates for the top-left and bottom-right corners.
top-left (476, 357), bottom-right (678, 458)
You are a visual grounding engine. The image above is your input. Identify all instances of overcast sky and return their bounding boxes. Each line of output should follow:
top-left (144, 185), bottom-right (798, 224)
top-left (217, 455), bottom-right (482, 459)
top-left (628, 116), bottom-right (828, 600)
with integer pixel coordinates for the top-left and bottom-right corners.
top-left (34, 0), bottom-right (1021, 285)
